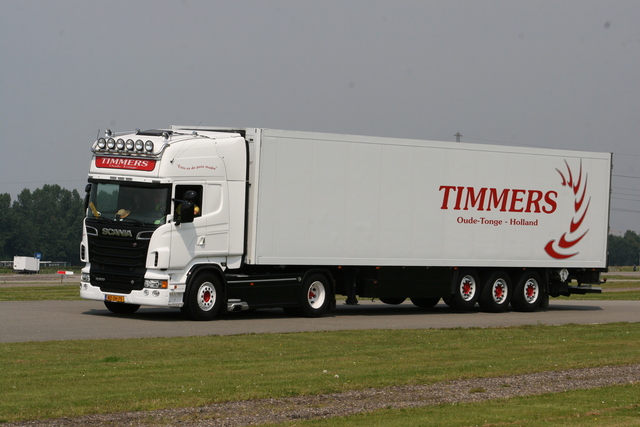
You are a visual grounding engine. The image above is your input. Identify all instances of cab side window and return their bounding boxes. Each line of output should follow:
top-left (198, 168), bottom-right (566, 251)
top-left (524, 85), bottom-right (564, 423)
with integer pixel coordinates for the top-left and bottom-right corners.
top-left (175, 185), bottom-right (203, 221)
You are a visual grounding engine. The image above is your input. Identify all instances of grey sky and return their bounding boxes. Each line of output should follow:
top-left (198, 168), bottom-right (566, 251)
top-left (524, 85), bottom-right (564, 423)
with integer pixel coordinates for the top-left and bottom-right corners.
top-left (1, 0), bottom-right (638, 233)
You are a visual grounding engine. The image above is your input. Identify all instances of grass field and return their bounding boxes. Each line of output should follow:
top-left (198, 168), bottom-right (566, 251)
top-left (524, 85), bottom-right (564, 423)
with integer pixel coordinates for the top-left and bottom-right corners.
top-left (1, 271), bottom-right (639, 425)
top-left (1, 323), bottom-right (640, 424)
top-left (0, 284), bottom-right (80, 301)
top-left (263, 385), bottom-right (640, 427)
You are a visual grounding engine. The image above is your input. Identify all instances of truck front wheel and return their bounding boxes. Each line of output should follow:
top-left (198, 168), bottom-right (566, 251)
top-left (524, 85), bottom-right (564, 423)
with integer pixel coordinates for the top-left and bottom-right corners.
top-left (182, 273), bottom-right (223, 321)
top-left (410, 297), bottom-right (440, 308)
top-left (104, 301), bottom-right (140, 314)
top-left (299, 274), bottom-right (332, 317)
top-left (380, 298), bottom-right (406, 305)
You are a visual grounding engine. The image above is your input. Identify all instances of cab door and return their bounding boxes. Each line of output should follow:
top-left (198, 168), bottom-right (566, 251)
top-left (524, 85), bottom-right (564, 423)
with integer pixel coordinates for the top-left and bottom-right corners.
top-left (168, 182), bottom-right (230, 269)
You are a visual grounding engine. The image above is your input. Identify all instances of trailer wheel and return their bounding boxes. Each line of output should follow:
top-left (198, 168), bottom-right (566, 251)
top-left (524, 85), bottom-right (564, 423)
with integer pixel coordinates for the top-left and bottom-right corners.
top-left (449, 269), bottom-right (480, 310)
top-left (511, 272), bottom-right (542, 312)
top-left (479, 271), bottom-right (511, 312)
top-left (182, 273), bottom-right (223, 321)
top-left (379, 298), bottom-right (406, 305)
top-left (299, 274), bottom-right (331, 317)
top-left (410, 297), bottom-right (440, 308)
top-left (104, 301), bottom-right (140, 314)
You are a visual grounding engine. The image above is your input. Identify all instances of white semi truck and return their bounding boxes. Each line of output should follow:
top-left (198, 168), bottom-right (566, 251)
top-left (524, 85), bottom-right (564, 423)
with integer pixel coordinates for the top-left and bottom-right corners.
top-left (80, 127), bottom-right (611, 320)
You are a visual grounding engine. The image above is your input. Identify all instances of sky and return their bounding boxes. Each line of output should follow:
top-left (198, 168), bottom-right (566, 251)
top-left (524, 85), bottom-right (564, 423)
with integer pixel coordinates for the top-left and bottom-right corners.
top-left (1, 0), bottom-right (639, 234)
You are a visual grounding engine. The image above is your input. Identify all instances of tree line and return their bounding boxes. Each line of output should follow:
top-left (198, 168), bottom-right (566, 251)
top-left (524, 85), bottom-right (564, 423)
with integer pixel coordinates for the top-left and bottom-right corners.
top-left (0, 184), bottom-right (638, 267)
top-left (0, 185), bottom-right (84, 265)
top-left (608, 230), bottom-right (640, 267)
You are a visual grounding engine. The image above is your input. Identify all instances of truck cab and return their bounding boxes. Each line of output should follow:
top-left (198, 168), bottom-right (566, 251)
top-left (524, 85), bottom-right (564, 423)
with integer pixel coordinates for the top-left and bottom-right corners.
top-left (80, 128), bottom-right (248, 318)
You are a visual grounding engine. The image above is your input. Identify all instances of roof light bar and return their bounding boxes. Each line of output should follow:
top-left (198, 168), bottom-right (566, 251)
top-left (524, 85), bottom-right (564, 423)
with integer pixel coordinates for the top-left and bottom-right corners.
top-left (92, 128), bottom-right (174, 157)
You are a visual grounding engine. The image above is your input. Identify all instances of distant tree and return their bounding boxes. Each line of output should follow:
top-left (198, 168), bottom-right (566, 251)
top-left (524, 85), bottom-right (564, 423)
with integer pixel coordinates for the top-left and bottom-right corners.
top-left (608, 230), bottom-right (640, 266)
top-left (9, 185), bottom-right (84, 264)
top-left (0, 193), bottom-right (13, 259)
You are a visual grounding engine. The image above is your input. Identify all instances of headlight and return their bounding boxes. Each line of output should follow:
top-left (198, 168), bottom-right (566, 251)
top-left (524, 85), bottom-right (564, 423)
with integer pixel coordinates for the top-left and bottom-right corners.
top-left (145, 140), bottom-right (154, 152)
top-left (144, 279), bottom-right (168, 289)
top-left (107, 138), bottom-right (116, 149)
top-left (97, 138), bottom-right (107, 150)
top-left (125, 139), bottom-right (135, 150)
top-left (135, 139), bottom-right (144, 151)
top-left (81, 273), bottom-right (91, 282)
top-left (116, 138), bottom-right (125, 150)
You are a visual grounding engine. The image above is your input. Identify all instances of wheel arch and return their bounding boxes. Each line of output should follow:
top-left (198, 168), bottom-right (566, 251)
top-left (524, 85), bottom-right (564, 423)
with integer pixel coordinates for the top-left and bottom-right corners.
top-left (186, 263), bottom-right (228, 314)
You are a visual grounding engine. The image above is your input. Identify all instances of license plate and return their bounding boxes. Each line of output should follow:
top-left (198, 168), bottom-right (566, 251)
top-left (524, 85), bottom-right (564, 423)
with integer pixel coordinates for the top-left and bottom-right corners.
top-left (105, 294), bottom-right (125, 303)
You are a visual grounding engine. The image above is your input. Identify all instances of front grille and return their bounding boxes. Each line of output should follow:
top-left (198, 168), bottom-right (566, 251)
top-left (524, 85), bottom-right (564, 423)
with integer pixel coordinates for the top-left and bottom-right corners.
top-left (92, 271), bottom-right (145, 294)
top-left (87, 223), bottom-right (154, 293)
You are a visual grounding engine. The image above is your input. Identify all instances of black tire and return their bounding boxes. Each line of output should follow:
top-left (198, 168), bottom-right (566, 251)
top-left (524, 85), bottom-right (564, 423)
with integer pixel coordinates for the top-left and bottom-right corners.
top-left (479, 271), bottom-right (512, 313)
top-left (104, 301), bottom-right (140, 314)
top-left (449, 269), bottom-right (480, 310)
top-left (511, 272), bottom-right (543, 312)
top-left (410, 297), bottom-right (440, 308)
top-left (182, 273), bottom-right (224, 321)
top-left (299, 274), bottom-right (332, 317)
top-left (379, 297), bottom-right (406, 305)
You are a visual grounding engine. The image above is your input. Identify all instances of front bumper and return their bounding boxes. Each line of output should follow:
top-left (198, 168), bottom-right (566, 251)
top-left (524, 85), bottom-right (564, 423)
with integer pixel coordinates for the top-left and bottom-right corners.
top-left (80, 282), bottom-right (185, 308)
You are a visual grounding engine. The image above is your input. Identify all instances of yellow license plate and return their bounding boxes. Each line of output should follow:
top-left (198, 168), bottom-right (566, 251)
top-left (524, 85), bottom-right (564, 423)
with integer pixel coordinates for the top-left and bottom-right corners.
top-left (105, 294), bottom-right (125, 303)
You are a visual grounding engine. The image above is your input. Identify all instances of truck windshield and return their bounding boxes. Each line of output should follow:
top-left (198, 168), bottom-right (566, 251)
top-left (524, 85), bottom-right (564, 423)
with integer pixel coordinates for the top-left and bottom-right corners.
top-left (86, 183), bottom-right (170, 225)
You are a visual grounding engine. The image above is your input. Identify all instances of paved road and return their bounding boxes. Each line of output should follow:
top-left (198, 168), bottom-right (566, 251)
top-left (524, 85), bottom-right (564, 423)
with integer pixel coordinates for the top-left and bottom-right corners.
top-left (1, 299), bottom-right (638, 343)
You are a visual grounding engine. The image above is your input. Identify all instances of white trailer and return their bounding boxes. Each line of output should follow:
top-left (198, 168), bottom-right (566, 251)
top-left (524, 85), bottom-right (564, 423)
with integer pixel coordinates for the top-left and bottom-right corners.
top-left (80, 127), bottom-right (611, 320)
top-left (13, 256), bottom-right (40, 274)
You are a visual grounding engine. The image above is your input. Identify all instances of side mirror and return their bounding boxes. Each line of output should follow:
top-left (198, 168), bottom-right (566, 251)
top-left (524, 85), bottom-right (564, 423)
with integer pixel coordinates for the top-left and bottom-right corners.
top-left (172, 199), bottom-right (195, 225)
top-left (180, 200), bottom-right (195, 224)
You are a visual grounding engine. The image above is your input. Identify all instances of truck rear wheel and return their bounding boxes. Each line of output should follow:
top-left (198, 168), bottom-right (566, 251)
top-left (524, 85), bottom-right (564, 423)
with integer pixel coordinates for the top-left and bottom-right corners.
top-left (448, 269), bottom-right (480, 310)
top-left (479, 271), bottom-right (511, 312)
top-left (104, 301), bottom-right (140, 314)
top-left (299, 274), bottom-right (332, 317)
top-left (511, 272), bottom-right (542, 312)
top-left (182, 273), bottom-right (223, 321)
top-left (410, 297), bottom-right (440, 308)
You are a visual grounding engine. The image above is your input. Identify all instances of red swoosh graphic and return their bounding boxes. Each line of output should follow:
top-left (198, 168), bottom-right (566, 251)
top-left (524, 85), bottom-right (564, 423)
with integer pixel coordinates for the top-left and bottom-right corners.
top-left (544, 240), bottom-right (578, 259)
top-left (570, 199), bottom-right (590, 233)
top-left (547, 159), bottom-right (589, 260)
top-left (564, 160), bottom-right (573, 186)
top-left (572, 161), bottom-right (582, 194)
top-left (556, 168), bottom-right (567, 186)
top-left (574, 174), bottom-right (588, 211)
top-left (558, 231), bottom-right (588, 248)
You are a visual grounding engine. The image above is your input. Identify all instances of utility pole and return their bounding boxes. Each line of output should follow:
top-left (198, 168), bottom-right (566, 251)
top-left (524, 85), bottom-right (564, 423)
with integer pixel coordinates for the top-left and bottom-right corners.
top-left (454, 132), bottom-right (462, 142)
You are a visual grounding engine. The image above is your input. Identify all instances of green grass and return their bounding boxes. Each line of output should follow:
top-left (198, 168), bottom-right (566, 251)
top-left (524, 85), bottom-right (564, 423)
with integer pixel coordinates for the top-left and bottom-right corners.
top-left (0, 284), bottom-right (81, 301)
top-left (557, 278), bottom-right (640, 301)
top-left (1, 323), bottom-right (639, 423)
top-left (557, 291), bottom-right (640, 301)
top-left (604, 275), bottom-right (640, 281)
top-left (0, 267), bottom-right (82, 274)
top-left (263, 385), bottom-right (640, 426)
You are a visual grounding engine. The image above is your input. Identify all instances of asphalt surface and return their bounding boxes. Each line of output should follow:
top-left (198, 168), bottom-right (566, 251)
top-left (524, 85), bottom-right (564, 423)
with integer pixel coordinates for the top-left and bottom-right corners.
top-left (1, 299), bottom-right (639, 343)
